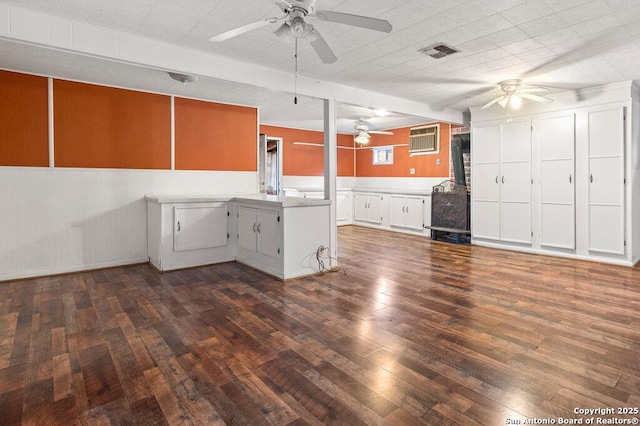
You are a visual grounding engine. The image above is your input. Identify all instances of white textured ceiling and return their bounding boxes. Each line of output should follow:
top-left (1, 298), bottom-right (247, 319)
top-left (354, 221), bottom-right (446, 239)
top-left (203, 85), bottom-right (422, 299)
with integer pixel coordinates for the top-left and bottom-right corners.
top-left (2, 0), bottom-right (640, 131)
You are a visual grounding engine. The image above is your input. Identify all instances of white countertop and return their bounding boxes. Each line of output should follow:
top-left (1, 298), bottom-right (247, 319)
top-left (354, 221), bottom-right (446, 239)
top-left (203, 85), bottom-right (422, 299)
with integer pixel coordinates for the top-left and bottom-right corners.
top-left (146, 194), bottom-right (331, 207)
top-left (291, 187), bottom-right (433, 196)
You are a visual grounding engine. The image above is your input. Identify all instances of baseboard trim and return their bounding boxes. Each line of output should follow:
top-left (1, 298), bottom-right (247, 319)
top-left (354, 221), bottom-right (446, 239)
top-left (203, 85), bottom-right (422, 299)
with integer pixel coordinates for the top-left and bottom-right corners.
top-left (0, 256), bottom-right (150, 283)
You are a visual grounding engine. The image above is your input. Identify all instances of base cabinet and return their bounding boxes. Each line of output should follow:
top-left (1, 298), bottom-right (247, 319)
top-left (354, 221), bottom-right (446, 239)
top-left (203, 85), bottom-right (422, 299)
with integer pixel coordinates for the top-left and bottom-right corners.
top-left (354, 193), bottom-right (382, 224)
top-left (147, 202), bottom-right (234, 272)
top-left (237, 205), bottom-right (281, 277)
top-left (390, 196), bottom-right (425, 231)
top-left (147, 197), bottom-right (330, 279)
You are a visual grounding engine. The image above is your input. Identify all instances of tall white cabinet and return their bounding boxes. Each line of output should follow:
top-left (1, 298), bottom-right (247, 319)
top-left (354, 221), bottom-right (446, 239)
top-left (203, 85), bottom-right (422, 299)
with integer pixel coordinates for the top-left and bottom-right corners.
top-left (588, 108), bottom-right (625, 255)
top-left (540, 114), bottom-right (575, 249)
top-left (471, 81), bottom-right (639, 267)
top-left (472, 120), bottom-right (532, 244)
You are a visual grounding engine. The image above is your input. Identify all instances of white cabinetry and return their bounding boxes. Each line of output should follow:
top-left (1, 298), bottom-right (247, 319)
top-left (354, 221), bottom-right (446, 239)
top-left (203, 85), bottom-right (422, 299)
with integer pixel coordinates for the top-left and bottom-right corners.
top-left (354, 193), bottom-right (382, 224)
top-left (540, 114), bottom-right (575, 249)
top-left (472, 120), bottom-right (532, 244)
top-left (174, 205), bottom-right (228, 252)
top-left (147, 201), bottom-right (234, 271)
top-left (336, 192), bottom-right (352, 225)
top-left (147, 196), bottom-right (331, 278)
top-left (588, 108), bottom-right (625, 254)
top-left (390, 196), bottom-right (425, 231)
top-left (300, 190), bottom-right (352, 226)
top-left (238, 206), bottom-right (280, 260)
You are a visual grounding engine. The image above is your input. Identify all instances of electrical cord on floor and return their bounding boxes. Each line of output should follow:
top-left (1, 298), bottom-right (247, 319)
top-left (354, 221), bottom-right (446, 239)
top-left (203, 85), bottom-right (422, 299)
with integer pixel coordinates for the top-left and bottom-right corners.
top-left (316, 246), bottom-right (347, 275)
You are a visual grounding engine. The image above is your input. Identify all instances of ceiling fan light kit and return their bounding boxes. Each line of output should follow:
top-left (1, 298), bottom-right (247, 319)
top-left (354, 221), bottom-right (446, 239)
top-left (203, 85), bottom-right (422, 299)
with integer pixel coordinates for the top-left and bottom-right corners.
top-left (481, 79), bottom-right (552, 121)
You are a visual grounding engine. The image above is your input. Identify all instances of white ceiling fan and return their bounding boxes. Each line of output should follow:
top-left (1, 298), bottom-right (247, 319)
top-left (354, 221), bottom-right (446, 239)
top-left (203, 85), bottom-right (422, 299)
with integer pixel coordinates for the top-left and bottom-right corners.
top-left (481, 79), bottom-right (551, 109)
top-left (354, 118), bottom-right (393, 143)
top-left (209, 0), bottom-right (393, 64)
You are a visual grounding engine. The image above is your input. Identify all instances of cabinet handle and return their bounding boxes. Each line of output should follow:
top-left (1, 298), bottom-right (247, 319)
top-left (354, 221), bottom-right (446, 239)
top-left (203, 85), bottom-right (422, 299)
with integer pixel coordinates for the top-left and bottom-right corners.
top-left (502, 176), bottom-right (505, 184)
top-left (569, 174), bottom-right (572, 183)
top-left (257, 223), bottom-right (261, 233)
top-left (253, 223), bottom-right (257, 232)
top-left (495, 176), bottom-right (498, 184)
top-left (177, 221), bottom-right (181, 231)
top-left (590, 174), bottom-right (593, 183)
top-left (406, 206), bottom-right (409, 213)
top-left (402, 206), bottom-right (405, 213)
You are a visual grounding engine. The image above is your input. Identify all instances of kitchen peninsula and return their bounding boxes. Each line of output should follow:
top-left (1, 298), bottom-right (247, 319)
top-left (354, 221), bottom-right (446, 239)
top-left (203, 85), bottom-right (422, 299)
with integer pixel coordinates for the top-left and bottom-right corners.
top-left (146, 194), bottom-right (330, 280)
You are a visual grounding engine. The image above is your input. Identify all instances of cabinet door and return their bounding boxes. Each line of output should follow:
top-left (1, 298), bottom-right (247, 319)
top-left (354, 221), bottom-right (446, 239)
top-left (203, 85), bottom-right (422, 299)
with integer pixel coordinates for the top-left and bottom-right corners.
top-left (472, 124), bottom-right (501, 240)
top-left (238, 206), bottom-right (257, 252)
top-left (389, 196), bottom-right (406, 227)
top-left (336, 193), bottom-right (350, 222)
top-left (174, 205), bottom-right (227, 252)
top-left (588, 108), bottom-right (624, 254)
top-left (354, 194), bottom-right (369, 222)
top-left (368, 195), bottom-right (382, 224)
top-left (256, 209), bottom-right (279, 258)
top-left (540, 114), bottom-right (575, 249)
top-left (404, 197), bottom-right (424, 231)
top-left (500, 120), bottom-right (531, 244)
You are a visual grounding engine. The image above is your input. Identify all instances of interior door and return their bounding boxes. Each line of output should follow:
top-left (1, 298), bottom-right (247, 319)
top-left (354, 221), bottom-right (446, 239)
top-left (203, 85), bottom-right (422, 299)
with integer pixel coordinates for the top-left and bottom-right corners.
top-left (354, 194), bottom-right (369, 222)
top-left (540, 115), bottom-right (575, 249)
top-left (368, 195), bottom-right (382, 224)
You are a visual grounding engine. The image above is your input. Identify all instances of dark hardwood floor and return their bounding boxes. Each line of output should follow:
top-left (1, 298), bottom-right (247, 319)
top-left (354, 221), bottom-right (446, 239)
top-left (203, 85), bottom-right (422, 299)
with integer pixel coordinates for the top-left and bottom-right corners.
top-left (1, 225), bottom-right (639, 425)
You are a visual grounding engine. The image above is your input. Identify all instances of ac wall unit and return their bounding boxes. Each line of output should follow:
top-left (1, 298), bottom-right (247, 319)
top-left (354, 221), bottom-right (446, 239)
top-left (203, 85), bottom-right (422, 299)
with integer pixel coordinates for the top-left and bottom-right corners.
top-left (409, 125), bottom-right (438, 154)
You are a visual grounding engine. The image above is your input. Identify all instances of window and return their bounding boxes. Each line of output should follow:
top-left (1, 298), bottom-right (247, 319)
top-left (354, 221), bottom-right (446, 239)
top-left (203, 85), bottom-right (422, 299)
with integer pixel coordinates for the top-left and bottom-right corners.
top-left (372, 146), bottom-right (393, 165)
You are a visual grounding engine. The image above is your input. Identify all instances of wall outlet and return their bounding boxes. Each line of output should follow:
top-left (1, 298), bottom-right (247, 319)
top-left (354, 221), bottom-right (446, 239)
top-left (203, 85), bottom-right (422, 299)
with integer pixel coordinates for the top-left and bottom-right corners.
top-left (410, 168), bottom-right (415, 175)
top-left (436, 158), bottom-right (441, 165)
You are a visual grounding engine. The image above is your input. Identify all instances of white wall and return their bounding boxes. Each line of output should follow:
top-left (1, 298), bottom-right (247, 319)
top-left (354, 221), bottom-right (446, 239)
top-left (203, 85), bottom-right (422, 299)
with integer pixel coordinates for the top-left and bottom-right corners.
top-left (0, 167), bottom-right (257, 281)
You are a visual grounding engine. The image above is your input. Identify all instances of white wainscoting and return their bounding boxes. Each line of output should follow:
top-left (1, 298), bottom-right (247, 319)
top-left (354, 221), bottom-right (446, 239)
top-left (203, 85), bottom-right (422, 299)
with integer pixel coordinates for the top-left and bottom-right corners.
top-left (0, 167), bottom-right (257, 281)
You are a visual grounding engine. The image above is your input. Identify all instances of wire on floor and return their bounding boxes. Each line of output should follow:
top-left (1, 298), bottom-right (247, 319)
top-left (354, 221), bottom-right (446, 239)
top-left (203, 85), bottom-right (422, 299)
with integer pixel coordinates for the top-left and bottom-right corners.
top-left (316, 246), bottom-right (347, 275)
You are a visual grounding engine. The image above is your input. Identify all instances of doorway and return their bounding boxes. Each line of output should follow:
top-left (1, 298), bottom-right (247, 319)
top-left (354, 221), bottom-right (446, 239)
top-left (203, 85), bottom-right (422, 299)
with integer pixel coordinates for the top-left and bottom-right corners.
top-left (258, 134), bottom-right (283, 195)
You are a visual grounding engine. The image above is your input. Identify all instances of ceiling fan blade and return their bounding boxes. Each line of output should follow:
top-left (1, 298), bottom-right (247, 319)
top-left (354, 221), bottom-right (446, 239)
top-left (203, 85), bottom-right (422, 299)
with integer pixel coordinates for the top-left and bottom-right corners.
top-left (309, 28), bottom-right (337, 64)
top-left (497, 97), bottom-right (510, 108)
top-left (369, 130), bottom-right (394, 135)
top-left (209, 17), bottom-right (279, 41)
top-left (273, 22), bottom-right (290, 37)
top-left (518, 87), bottom-right (549, 93)
top-left (481, 96), bottom-right (504, 109)
top-left (315, 10), bottom-right (392, 33)
top-left (518, 92), bottom-right (552, 103)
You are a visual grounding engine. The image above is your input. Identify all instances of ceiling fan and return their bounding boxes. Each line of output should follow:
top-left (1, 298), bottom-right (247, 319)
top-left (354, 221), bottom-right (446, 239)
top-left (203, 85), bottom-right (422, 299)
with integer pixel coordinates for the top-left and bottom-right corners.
top-left (208, 0), bottom-right (393, 64)
top-left (354, 118), bottom-right (393, 143)
top-left (481, 79), bottom-right (551, 109)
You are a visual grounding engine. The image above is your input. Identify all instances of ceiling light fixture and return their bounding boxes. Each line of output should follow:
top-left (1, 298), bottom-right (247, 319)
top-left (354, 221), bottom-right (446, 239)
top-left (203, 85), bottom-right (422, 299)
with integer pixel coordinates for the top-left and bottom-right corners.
top-left (168, 72), bottom-right (198, 84)
top-left (354, 133), bottom-right (370, 144)
top-left (373, 109), bottom-right (389, 117)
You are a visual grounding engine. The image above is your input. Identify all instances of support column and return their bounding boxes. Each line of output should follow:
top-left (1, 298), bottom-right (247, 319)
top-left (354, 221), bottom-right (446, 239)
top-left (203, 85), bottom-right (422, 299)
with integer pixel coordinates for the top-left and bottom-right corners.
top-left (323, 98), bottom-right (338, 265)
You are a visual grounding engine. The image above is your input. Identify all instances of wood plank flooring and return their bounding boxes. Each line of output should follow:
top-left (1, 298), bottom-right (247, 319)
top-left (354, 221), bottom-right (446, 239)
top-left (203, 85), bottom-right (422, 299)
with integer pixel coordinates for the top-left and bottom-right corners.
top-left (1, 225), bottom-right (639, 425)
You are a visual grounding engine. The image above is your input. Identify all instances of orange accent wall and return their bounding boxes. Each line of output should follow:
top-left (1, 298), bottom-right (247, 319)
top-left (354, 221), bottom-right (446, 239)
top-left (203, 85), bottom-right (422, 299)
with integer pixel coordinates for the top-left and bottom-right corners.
top-left (356, 123), bottom-right (451, 177)
top-left (54, 80), bottom-right (171, 169)
top-left (0, 70), bottom-right (49, 167)
top-left (260, 125), bottom-right (355, 177)
top-left (175, 98), bottom-right (257, 171)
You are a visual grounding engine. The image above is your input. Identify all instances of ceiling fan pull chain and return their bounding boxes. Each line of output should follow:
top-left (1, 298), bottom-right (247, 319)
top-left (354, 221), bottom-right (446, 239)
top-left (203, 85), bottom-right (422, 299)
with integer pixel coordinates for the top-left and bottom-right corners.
top-left (294, 37), bottom-right (298, 104)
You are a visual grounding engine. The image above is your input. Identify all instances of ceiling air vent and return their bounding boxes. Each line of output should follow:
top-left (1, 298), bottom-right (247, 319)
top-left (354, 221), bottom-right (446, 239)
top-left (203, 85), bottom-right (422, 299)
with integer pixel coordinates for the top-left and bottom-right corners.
top-left (418, 43), bottom-right (459, 59)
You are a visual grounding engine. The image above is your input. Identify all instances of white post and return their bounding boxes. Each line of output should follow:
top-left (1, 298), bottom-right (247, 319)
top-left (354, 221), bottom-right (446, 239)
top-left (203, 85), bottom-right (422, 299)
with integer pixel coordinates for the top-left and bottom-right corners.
top-left (323, 98), bottom-right (338, 265)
